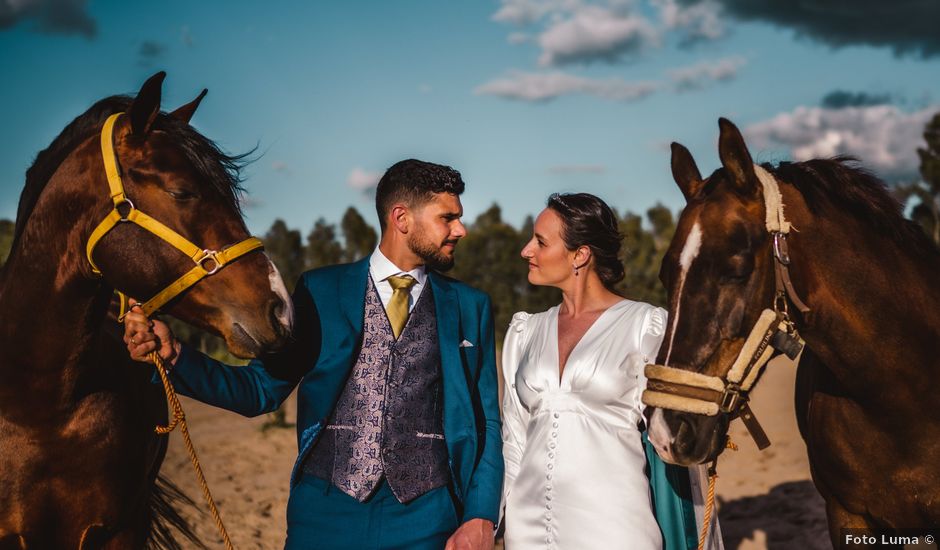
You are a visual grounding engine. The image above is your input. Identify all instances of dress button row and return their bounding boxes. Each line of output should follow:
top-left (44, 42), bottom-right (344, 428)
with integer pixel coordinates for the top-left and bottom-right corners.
top-left (553, 412), bottom-right (559, 418)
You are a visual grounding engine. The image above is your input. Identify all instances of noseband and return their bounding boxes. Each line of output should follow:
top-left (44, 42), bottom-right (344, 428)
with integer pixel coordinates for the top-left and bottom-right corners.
top-left (642, 165), bottom-right (811, 450)
top-left (85, 113), bottom-right (264, 320)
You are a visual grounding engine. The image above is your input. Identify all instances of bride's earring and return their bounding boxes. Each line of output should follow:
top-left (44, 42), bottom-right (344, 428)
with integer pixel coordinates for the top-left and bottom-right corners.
top-left (573, 265), bottom-right (579, 276)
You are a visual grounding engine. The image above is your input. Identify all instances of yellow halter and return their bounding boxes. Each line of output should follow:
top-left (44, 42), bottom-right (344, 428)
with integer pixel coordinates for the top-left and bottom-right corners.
top-left (85, 112), bottom-right (264, 320)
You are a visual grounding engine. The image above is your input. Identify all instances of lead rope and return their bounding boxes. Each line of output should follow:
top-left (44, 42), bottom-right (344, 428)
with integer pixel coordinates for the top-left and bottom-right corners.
top-left (697, 438), bottom-right (738, 550)
top-left (149, 349), bottom-right (235, 550)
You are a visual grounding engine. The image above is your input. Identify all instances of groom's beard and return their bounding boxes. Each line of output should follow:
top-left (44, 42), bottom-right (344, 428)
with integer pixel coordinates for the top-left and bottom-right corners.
top-left (408, 233), bottom-right (458, 272)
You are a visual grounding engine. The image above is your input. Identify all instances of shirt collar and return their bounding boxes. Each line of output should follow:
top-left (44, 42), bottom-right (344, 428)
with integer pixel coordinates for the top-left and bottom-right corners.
top-left (370, 246), bottom-right (427, 286)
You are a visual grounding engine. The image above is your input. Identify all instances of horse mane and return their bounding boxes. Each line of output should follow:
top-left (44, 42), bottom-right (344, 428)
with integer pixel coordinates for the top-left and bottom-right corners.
top-left (766, 157), bottom-right (940, 260)
top-left (12, 95), bottom-right (249, 251)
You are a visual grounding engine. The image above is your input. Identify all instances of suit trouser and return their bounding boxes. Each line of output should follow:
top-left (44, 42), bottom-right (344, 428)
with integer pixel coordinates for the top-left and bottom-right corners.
top-left (284, 474), bottom-right (459, 550)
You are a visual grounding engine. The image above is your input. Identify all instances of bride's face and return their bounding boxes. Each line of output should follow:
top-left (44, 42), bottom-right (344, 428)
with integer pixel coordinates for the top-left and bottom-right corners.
top-left (521, 208), bottom-right (576, 287)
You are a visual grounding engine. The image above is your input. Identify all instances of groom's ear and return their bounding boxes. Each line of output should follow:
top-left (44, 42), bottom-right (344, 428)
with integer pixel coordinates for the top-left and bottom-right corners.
top-left (390, 204), bottom-right (410, 234)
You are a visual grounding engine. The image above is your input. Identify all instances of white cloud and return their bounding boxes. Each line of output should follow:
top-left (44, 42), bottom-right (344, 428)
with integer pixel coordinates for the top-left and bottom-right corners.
top-left (745, 104), bottom-right (940, 181)
top-left (346, 167), bottom-right (383, 191)
top-left (492, 0), bottom-right (579, 25)
top-left (508, 31), bottom-right (531, 44)
top-left (669, 55), bottom-right (746, 91)
top-left (537, 5), bottom-right (660, 66)
top-left (475, 70), bottom-right (658, 102)
top-left (654, 0), bottom-right (724, 44)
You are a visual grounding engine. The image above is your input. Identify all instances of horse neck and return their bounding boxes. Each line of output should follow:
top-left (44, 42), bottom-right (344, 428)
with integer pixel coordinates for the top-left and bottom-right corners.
top-left (0, 140), bottom-right (114, 410)
top-left (783, 185), bottom-right (940, 401)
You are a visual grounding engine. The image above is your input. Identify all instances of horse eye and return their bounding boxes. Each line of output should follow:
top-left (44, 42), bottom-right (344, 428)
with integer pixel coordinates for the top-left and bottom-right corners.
top-left (718, 255), bottom-right (753, 284)
top-left (718, 273), bottom-right (749, 285)
top-left (167, 189), bottom-right (197, 201)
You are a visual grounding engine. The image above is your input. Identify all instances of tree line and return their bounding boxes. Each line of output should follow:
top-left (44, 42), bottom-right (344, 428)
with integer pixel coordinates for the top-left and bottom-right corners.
top-left (1, 112), bottom-right (939, 351)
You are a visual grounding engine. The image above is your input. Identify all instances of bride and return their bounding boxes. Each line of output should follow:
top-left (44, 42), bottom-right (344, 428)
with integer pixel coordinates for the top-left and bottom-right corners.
top-left (500, 193), bottom-right (721, 549)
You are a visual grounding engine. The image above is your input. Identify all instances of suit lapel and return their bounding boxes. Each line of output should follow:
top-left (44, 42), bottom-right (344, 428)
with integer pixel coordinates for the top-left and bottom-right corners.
top-left (429, 272), bottom-right (473, 437)
top-left (338, 257), bottom-right (370, 334)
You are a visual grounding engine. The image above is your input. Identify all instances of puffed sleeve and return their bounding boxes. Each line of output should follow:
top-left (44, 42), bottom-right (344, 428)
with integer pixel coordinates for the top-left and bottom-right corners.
top-left (500, 311), bottom-right (531, 525)
top-left (634, 305), bottom-right (668, 415)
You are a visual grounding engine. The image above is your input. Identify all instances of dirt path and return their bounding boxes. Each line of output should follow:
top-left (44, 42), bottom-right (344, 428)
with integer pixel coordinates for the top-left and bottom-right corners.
top-left (162, 355), bottom-right (828, 549)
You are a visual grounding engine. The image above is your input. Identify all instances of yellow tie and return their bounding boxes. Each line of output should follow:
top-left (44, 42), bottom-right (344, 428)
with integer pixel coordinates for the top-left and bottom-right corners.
top-left (386, 275), bottom-right (416, 338)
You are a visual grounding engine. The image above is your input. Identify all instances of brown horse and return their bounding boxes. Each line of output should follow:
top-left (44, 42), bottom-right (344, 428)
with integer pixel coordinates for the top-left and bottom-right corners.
top-left (0, 72), bottom-right (293, 549)
top-left (643, 118), bottom-right (940, 543)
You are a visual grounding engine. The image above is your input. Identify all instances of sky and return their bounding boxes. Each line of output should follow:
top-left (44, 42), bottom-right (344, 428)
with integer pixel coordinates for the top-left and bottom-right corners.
top-left (2, 0), bottom-right (940, 235)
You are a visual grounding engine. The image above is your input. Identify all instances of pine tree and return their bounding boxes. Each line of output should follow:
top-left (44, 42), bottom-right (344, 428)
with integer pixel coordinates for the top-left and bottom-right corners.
top-left (263, 219), bottom-right (305, 291)
top-left (305, 218), bottom-right (343, 270)
top-left (914, 112), bottom-right (940, 244)
top-left (0, 219), bottom-right (13, 268)
top-left (341, 207), bottom-right (378, 262)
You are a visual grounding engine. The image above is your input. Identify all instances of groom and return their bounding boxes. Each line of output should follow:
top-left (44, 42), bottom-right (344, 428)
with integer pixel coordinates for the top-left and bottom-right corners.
top-left (125, 159), bottom-right (502, 549)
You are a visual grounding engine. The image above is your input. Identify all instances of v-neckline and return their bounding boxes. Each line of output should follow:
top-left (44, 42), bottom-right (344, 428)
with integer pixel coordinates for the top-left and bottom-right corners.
top-left (553, 299), bottom-right (628, 386)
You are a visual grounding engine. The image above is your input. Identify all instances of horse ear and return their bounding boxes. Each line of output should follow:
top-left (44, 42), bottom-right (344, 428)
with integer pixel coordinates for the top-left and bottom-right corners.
top-left (128, 71), bottom-right (166, 136)
top-left (170, 88), bottom-right (208, 124)
top-left (717, 117), bottom-right (757, 195)
top-left (671, 142), bottom-right (704, 201)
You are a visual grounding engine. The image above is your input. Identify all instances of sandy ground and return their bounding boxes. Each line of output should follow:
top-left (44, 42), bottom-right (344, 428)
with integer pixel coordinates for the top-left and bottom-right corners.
top-left (161, 355), bottom-right (830, 549)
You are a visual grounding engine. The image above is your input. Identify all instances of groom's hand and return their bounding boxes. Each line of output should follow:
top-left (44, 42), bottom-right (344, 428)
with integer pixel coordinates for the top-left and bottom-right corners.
top-left (124, 300), bottom-right (180, 366)
top-left (445, 518), bottom-right (494, 550)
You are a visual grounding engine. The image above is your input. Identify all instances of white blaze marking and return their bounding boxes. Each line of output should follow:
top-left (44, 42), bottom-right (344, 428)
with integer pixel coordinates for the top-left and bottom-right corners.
top-left (266, 257), bottom-right (294, 330)
top-left (648, 408), bottom-right (677, 463)
top-left (664, 221), bottom-right (702, 367)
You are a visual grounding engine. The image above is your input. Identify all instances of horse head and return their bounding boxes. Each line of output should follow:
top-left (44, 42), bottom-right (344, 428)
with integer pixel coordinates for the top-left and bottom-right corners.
top-left (645, 118), bottom-right (793, 466)
top-left (86, 72), bottom-right (293, 357)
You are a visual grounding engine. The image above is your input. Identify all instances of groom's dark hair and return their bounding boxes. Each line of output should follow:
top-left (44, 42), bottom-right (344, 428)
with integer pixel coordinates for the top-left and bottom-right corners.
top-left (375, 159), bottom-right (465, 232)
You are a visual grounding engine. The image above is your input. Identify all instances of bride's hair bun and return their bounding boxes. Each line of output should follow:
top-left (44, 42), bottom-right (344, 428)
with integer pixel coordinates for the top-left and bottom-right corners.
top-left (547, 193), bottom-right (625, 290)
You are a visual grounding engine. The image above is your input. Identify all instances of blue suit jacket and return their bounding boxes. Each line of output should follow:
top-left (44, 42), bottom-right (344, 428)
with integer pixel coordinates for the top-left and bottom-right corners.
top-left (166, 257), bottom-right (504, 523)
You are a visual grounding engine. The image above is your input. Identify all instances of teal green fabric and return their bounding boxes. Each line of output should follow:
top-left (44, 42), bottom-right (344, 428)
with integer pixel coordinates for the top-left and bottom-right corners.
top-left (643, 431), bottom-right (699, 550)
top-left (285, 476), bottom-right (457, 549)
top-left (165, 257), bottom-right (504, 525)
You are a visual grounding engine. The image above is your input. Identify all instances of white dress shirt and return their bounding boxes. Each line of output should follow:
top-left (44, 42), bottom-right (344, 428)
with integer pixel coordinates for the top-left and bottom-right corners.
top-left (369, 247), bottom-right (427, 313)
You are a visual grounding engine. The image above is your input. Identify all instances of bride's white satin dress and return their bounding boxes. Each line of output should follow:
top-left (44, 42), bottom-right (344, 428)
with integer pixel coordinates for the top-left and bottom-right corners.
top-left (501, 300), bottom-right (667, 550)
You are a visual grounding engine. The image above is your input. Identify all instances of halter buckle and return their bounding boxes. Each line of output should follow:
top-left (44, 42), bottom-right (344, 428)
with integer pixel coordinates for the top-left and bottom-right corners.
top-left (773, 291), bottom-right (790, 317)
top-left (198, 250), bottom-right (222, 275)
top-left (773, 232), bottom-right (790, 265)
top-left (719, 384), bottom-right (743, 413)
top-left (115, 198), bottom-right (136, 221)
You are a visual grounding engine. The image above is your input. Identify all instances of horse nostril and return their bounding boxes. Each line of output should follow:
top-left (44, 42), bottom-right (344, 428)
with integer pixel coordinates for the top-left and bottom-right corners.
top-left (268, 299), bottom-right (291, 337)
top-left (674, 418), bottom-right (694, 458)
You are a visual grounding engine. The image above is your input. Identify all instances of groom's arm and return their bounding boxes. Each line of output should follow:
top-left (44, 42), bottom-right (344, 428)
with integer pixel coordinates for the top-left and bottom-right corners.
top-left (129, 274), bottom-right (322, 417)
top-left (449, 293), bottom-right (503, 549)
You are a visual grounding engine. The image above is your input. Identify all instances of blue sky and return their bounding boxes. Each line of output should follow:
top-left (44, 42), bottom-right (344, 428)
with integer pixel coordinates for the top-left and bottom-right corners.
top-left (2, 0), bottom-right (940, 234)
